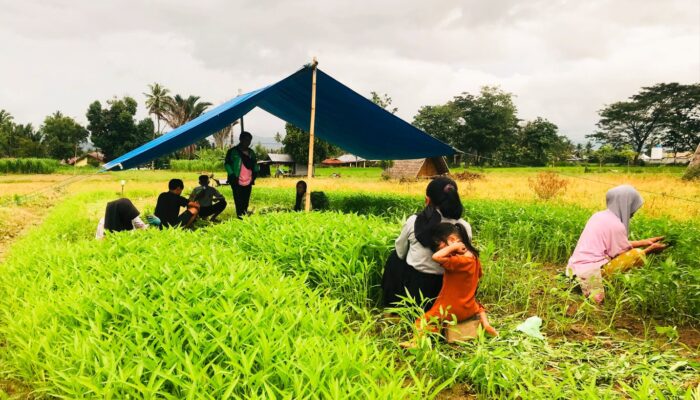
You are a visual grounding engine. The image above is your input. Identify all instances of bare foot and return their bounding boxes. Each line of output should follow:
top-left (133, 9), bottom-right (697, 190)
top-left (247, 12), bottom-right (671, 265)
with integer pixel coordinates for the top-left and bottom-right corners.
top-left (400, 339), bottom-right (417, 349)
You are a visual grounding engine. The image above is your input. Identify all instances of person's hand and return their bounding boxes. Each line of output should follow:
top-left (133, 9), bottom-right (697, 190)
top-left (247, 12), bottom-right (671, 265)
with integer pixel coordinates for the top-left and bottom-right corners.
top-left (645, 242), bottom-right (668, 254)
top-left (640, 236), bottom-right (664, 246)
top-left (451, 242), bottom-right (468, 254)
top-left (188, 201), bottom-right (200, 210)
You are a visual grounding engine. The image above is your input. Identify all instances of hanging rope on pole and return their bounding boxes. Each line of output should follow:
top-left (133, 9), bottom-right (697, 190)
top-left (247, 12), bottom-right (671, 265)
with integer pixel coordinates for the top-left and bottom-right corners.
top-left (305, 57), bottom-right (318, 212)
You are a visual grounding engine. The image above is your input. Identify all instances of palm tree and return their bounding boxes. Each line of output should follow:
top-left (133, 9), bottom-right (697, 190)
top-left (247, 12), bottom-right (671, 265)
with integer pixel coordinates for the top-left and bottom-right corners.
top-left (144, 83), bottom-right (171, 138)
top-left (164, 95), bottom-right (213, 158)
top-left (213, 120), bottom-right (239, 149)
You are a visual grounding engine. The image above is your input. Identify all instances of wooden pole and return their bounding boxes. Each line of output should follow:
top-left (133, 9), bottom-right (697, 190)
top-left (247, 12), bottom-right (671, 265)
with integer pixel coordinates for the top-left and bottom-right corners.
top-left (305, 57), bottom-right (318, 212)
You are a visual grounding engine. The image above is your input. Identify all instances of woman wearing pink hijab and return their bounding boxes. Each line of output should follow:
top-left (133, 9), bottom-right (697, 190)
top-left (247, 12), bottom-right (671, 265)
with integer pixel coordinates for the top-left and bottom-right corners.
top-left (566, 185), bottom-right (668, 303)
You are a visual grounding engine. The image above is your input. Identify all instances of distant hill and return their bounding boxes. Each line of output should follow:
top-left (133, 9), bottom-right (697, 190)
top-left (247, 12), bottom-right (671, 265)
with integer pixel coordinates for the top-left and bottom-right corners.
top-left (253, 136), bottom-right (284, 150)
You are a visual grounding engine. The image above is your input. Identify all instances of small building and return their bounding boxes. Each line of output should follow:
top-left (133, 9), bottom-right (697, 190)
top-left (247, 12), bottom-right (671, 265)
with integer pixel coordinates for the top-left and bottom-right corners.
top-left (385, 157), bottom-right (450, 179)
top-left (258, 153), bottom-right (309, 177)
top-left (66, 152), bottom-right (105, 167)
top-left (321, 153), bottom-right (371, 167)
top-left (647, 149), bottom-right (693, 165)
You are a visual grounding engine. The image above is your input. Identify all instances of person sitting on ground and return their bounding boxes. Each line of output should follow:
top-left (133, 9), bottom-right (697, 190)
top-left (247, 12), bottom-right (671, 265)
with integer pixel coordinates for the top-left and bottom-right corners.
top-left (401, 223), bottom-right (496, 348)
top-left (294, 180), bottom-right (307, 211)
top-left (384, 177), bottom-right (473, 311)
top-left (189, 175), bottom-right (227, 222)
top-left (95, 198), bottom-right (159, 239)
top-left (155, 178), bottom-right (199, 229)
top-left (566, 185), bottom-right (667, 303)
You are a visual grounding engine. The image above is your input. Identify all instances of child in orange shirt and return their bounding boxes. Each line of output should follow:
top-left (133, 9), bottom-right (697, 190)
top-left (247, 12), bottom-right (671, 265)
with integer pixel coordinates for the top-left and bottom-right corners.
top-left (402, 223), bottom-right (496, 347)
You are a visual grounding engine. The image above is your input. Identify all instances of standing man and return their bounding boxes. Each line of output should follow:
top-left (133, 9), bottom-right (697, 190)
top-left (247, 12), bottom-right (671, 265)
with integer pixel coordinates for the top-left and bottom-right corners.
top-left (225, 131), bottom-right (259, 218)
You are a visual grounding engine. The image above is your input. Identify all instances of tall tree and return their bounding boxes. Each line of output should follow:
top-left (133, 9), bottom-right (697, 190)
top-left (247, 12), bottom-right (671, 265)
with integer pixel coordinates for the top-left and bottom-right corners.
top-left (0, 109), bottom-right (16, 157)
top-left (144, 83), bottom-right (171, 138)
top-left (451, 86), bottom-right (519, 164)
top-left (0, 111), bottom-right (47, 157)
top-left (213, 121), bottom-right (238, 149)
top-left (87, 97), bottom-right (154, 161)
top-left (41, 112), bottom-right (88, 160)
top-left (587, 83), bottom-right (699, 162)
top-left (516, 117), bottom-right (565, 166)
top-left (412, 104), bottom-right (459, 144)
top-left (164, 95), bottom-right (212, 158)
top-left (163, 95), bottom-right (212, 129)
top-left (652, 83), bottom-right (700, 154)
top-left (282, 123), bottom-right (339, 164)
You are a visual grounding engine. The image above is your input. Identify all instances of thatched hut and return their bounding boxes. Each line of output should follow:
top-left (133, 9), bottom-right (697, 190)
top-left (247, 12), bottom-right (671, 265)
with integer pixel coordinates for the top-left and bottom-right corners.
top-left (385, 157), bottom-right (449, 179)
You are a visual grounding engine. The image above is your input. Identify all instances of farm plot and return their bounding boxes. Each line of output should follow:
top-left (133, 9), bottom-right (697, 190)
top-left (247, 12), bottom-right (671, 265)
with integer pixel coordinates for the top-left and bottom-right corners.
top-left (1, 189), bottom-right (699, 398)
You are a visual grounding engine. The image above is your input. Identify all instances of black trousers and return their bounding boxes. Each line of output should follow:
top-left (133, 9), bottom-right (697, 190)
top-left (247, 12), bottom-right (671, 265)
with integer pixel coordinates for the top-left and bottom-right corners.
top-left (381, 250), bottom-right (443, 311)
top-left (230, 184), bottom-right (252, 217)
top-left (199, 200), bottom-right (227, 219)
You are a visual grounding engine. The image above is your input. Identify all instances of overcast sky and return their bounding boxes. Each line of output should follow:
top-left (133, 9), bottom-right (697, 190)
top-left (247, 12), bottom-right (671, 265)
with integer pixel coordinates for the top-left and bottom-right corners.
top-left (1, 0), bottom-right (698, 145)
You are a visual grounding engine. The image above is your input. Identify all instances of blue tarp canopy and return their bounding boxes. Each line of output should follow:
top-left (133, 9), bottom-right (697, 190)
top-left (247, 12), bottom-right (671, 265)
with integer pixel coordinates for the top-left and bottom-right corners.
top-left (102, 65), bottom-right (457, 171)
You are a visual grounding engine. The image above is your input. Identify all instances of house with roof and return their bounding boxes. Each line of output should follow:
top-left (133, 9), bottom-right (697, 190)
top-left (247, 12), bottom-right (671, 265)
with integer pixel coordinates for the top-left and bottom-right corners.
top-left (258, 153), bottom-right (309, 177)
top-left (385, 157), bottom-right (449, 179)
top-left (65, 152), bottom-right (105, 167)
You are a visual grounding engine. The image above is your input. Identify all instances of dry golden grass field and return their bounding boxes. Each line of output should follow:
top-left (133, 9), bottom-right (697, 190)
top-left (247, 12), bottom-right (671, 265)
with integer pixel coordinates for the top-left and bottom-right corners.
top-left (1, 166), bottom-right (697, 259)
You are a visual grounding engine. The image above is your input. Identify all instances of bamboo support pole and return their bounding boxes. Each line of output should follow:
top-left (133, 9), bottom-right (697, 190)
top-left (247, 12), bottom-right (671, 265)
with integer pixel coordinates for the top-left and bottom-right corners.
top-left (305, 57), bottom-right (318, 211)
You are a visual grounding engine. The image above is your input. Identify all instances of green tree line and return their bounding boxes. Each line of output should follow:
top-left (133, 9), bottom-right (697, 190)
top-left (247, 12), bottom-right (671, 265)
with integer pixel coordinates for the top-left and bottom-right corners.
top-left (1, 82), bottom-right (696, 167)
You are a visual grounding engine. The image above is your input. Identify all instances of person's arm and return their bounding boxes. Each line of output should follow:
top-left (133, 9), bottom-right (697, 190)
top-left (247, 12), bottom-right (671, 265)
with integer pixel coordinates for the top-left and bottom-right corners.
top-left (131, 216), bottom-right (149, 230)
top-left (432, 243), bottom-right (472, 266)
top-left (394, 217), bottom-right (414, 260)
top-left (95, 218), bottom-right (105, 240)
top-left (212, 188), bottom-right (224, 202)
top-left (630, 236), bottom-right (664, 248)
top-left (224, 149), bottom-right (235, 176)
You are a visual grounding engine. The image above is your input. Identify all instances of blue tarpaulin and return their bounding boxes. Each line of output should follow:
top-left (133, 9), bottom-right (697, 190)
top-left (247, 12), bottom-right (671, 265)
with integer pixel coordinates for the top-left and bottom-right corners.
top-left (102, 65), bottom-right (456, 171)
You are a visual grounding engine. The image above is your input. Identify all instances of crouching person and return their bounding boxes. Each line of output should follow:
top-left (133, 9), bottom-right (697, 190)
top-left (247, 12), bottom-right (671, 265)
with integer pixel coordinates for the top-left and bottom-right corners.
top-left (155, 178), bottom-right (199, 229)
top-left (96, 198), bottom-right (159, 239)
top-left (190, 175), bottom-right (227, 222)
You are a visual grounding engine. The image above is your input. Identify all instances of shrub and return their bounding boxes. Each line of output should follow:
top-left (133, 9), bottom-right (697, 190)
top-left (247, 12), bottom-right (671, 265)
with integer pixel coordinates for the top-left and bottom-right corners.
top-left (528, 171), bottom-right (568, 200)
top-left (0, 158), bottom-right (59, 174)
top-left (310, 191), bottom-right (329, 210)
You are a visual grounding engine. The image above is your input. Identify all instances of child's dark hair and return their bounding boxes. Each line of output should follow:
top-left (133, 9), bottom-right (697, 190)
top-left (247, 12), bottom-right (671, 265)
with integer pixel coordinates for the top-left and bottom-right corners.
top-left (198, 175), bottom-right (209, 186)
top-left (430, 222), bottom-right (479, 257)
top-left (168, 178), bottom-right (184, 190)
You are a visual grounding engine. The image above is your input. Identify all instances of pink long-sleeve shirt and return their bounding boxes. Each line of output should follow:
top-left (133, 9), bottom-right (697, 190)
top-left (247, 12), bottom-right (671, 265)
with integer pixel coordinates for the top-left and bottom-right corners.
top-left (567, 210), bottom-right (632, 278)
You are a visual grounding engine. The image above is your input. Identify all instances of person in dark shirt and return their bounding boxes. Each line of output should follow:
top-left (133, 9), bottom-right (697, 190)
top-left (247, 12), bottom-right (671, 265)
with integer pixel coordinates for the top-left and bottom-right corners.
top-left (155, 178), bottom-right (199, 228)
top-left (190, 175), bottom-right (227, 222)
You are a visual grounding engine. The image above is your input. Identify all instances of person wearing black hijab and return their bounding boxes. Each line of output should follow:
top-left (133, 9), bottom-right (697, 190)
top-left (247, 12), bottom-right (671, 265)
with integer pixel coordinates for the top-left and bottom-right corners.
top-left (95, 198), bottom-right (159, 239)
top-left (382, 177), bottom-right (473, 310)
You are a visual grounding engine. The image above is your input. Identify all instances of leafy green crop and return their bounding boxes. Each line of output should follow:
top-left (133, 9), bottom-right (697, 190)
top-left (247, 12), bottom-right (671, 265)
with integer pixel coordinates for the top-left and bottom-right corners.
top-left (0, 158), bottom-right (60, 174)
top-left (1, 189), bottom-right (698, 398)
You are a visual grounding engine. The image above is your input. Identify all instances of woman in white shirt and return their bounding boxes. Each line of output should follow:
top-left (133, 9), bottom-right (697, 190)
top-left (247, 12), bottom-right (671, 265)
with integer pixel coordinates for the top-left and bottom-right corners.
top-left (383, 177), bottom-right (472, 310)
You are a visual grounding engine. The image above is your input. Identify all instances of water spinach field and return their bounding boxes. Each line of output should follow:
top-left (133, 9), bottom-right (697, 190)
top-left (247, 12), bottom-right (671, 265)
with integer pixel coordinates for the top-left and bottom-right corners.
top-left (1, 170), bottom-right (699, 399)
